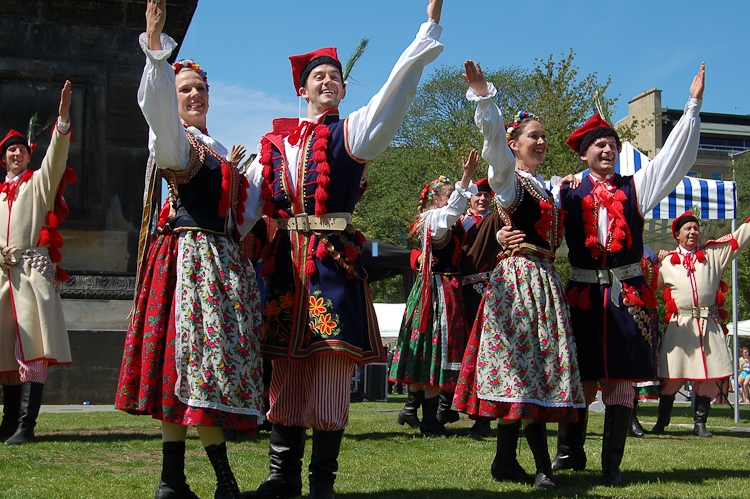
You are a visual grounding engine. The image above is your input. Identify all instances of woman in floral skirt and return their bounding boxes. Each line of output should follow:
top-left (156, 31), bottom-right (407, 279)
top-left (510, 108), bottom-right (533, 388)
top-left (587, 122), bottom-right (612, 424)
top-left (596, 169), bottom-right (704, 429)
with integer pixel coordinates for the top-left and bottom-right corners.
top-left (389, 151), bottom-right (479, 436)
top-left (453, 61), bottom-right (584, 490)
top-left (114, 2), bottom-right (263, 498)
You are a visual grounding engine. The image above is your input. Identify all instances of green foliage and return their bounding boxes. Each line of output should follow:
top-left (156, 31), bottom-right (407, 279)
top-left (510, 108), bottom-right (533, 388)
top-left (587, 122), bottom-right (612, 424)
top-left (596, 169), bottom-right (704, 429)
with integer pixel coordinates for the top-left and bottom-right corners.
top-left (358, 51), bottom-right (623, 303)
top-left (731, 152), bottom-right (750, 322)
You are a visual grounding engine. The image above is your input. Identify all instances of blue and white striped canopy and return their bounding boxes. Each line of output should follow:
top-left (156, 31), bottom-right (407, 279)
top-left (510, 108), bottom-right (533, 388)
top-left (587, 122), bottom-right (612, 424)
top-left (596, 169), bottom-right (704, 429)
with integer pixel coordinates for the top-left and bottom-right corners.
top-left (590, 142), bottom-right (736, 221)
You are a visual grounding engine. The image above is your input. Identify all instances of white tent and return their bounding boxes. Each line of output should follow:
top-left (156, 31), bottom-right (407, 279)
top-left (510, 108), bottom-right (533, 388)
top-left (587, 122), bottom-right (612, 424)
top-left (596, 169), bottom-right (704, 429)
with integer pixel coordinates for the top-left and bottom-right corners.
top-left (374, 303), bottom-right (405, 342)
top-left (726, 320), bottom-right (750, 337)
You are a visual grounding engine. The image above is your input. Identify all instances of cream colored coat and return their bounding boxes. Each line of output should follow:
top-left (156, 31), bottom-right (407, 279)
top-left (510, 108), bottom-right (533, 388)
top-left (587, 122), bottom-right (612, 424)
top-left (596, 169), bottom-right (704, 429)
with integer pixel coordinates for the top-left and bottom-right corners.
top-left (0, 128), bottom-right (72, 372)
top-left (658, 222), bottom-right (750, 380)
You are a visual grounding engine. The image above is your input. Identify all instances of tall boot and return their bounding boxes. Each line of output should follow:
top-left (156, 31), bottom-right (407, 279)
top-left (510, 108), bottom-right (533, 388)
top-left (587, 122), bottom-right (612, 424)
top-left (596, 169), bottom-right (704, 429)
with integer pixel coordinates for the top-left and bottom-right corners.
top-left (4, 382), bottom-right (43, 446)
top-left (629, 397), bottom-right (645, 437)
top-left (206, 442), bottom-right (241, 499)
top-left (0, 384), bottom-right (22, 442)
top-left (308, 429), bottom-right (344, 499)
top-left (490, 421), bottom-right (529, 483)
top-left (242, 424), bottom-right (305, 499)
top-left (419, 395), bottom-right (455, 437)
top-left (397, 389), bottom-right (422, 429)
top-left (467, 418), bottom-right (492, 438)
top-left (601, 405), bottom-right (631, 486)
top-left (693, 395), bottom-right (713, 437)
top-left (523, 422), bottom-right (555, 490)
top-left (650, 393), bottom-right (675, 435)
top-left (436, 390), bottom-right (460, 425)
top-left (154, 441), bottom-right (200, 499)
top-left (551, 407), bottom-right (588, 471)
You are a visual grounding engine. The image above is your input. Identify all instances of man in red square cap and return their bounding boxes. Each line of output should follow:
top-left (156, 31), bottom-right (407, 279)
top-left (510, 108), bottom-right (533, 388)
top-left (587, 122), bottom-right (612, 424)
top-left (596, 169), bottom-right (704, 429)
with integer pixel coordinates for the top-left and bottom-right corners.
top-left (649, 211), bottom-right (750, 438)
top-left (551, 63), bottom-right (705, 486)
top-left (240, 2), bottom-right (444, 498)
top-left (0, 81), bottom-right (75, 446)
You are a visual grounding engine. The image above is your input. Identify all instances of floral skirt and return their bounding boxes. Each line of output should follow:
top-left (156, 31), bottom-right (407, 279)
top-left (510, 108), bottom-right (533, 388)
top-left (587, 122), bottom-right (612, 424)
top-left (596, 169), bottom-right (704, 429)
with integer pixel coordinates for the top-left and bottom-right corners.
top-left (388, 274), bottom-right (467, 390)
top-left (115, 231), bottom-right (264, 429)
top-left (454, 254), bottom-right (584, 422)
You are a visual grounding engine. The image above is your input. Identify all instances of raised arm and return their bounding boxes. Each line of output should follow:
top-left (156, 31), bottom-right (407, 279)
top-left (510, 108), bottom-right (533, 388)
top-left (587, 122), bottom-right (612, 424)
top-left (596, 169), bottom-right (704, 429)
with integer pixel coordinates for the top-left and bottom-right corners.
top-left (635, 63), bottom-right (704, 213)
top-left (36, 81), bottom-right (73, 207)
top-left (464, 60), bottom-right (517, 208)
top-left (424, 152), bottom-right (479, 239)
top-left (137, 0), bottom-right (191, 171)
top-left (345, 0), bottom-right (444, 161)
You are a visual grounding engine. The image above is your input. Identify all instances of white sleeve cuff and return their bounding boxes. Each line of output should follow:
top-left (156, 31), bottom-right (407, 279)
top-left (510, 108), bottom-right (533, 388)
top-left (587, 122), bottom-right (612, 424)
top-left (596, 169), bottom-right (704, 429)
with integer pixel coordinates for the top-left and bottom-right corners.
top-left (466, 82), bottom-right (498, 102)
top-left (418, 21), bottom-right (443, 40)
top-left (138, 32), bottom-right (178, 62)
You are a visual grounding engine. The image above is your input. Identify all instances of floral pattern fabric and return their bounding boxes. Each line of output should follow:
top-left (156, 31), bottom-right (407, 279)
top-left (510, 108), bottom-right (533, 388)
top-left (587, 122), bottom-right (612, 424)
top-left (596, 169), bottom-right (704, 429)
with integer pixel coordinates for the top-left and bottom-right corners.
top-left (388, 273), bottom-right (467, 390)
top-left (115, 231), bottom-right (264, 429)
top-left (454, 254), bottom-right (584, 422)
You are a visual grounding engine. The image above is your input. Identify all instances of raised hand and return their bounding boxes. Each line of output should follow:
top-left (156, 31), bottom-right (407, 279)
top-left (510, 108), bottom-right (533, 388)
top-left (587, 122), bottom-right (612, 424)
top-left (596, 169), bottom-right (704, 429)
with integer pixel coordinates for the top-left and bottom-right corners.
top-left (690, 62), bottom-right (705, 100)
top-left (229, 144), bottom-right (247, 166)
top-left (463, 60), bottom-right (489, 97)
top-left (146, 0), bottom-right (166, 51)
top-left (59, 80), bottom-right (72, 124)
top-left (427, 0), bottom-right (443, 24)
top-left (461, 149), bottom-right (479, 187)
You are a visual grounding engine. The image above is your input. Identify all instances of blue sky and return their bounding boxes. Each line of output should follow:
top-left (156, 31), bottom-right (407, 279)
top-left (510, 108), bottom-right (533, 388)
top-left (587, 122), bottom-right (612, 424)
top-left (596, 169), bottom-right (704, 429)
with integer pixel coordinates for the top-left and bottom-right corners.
top-left (175, 0), bottom-right (750, 151)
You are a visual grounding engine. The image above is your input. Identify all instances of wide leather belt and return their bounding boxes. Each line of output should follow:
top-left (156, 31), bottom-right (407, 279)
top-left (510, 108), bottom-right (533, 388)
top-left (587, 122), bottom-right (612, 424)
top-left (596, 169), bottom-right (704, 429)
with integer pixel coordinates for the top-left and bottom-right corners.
top-left (461, 272), bottom-right (491, 287)
top-left (276, 213), bottom-right (352, 232)
top-left (570, 262), bottom-right (642, 307)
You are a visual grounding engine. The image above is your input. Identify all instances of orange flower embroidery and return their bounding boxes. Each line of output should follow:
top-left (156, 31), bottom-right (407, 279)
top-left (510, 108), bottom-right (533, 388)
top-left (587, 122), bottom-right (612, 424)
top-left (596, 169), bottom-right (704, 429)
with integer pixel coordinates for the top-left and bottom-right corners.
top-left (279, 292), bottom-right (294, 309)
top-left (263, 300), bottom-right (281, 318)
top-left (309, 295), bottom-right (326, 316)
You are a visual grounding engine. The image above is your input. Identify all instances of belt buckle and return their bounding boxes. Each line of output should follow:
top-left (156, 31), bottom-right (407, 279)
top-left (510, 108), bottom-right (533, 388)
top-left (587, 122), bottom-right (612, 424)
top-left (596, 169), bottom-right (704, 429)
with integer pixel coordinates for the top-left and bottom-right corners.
top-left (296, 213), bottom-right (310, 232)
top-left (692, 308), bottom-right (701, 319)
top-left (596, 269), bottom-right (612, 286)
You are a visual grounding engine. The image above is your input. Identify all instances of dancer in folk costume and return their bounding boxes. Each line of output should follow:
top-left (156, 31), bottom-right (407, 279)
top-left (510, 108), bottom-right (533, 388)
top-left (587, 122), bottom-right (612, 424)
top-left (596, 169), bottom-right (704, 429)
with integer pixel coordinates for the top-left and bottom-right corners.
top-left (390, 153), bottom-right (479, 437)
top-left (552, 64), bottom-right (705, 486)
top-left (651, 212), bottom-right (749, 437)
top-left (0, 81), bottom-right (76, 446)
top-left (115, 2), bottom-right (263, 498)
top-left (454, 61), bottom-right (585, 490)
top-left (240, 2), bottom-right (445, 498)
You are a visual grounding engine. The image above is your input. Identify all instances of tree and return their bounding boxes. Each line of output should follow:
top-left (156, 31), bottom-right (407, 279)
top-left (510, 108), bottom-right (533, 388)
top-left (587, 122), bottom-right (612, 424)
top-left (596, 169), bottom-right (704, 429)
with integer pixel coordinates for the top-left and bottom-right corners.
top-left (357, 51), bottom-right (626, 301)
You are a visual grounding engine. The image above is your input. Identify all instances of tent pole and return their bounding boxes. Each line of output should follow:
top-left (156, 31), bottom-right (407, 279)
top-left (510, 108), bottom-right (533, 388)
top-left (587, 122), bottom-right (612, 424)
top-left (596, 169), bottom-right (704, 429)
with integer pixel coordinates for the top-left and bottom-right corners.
top-left (733, 218), bottom-right (740, 424)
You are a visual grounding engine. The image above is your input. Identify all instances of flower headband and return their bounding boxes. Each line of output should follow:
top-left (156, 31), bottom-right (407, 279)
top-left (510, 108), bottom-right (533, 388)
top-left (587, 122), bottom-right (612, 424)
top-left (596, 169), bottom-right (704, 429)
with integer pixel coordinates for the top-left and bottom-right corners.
top-left (421, 175), bottom-right (451, 202)
top-left (505, 111), bottom-right (539, 140)
top-left (172, 59), bottom-right (209, 90)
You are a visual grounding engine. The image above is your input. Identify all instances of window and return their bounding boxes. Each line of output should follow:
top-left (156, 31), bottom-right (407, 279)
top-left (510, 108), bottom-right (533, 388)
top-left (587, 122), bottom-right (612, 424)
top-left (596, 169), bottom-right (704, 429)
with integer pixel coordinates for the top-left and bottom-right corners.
top-left (711, 172), bottom-right (724, 180)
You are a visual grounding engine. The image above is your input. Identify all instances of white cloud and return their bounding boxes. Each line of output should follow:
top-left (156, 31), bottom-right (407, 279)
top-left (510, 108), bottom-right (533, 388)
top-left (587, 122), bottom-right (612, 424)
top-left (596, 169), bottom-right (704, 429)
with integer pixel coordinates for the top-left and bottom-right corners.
top-left (206, 80), bottom-right (299, 151)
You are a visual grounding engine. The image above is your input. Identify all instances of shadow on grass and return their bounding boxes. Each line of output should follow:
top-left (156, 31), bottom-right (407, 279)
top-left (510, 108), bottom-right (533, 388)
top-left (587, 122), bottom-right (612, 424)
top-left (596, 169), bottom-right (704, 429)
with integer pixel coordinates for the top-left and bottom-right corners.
top-left (32, 431), bottom-right (162, 443)
top-left (334, 467), bottom-right (748, 498)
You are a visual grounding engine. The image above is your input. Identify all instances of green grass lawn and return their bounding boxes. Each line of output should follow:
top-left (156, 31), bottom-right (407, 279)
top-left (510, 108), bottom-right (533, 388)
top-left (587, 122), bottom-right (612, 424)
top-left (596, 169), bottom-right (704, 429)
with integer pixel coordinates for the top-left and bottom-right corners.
top-left (1, 397), bottom-right (749, 498)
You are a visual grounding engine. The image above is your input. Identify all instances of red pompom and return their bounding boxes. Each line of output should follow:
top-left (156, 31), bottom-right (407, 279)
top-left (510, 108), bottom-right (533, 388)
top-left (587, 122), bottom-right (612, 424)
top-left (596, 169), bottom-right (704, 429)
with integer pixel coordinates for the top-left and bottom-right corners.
top-left (720, 308), bottom-right (729, 321)
top-left (720, 280), bottom-right (729, 293)
top-left (567, 288), bottom-right (579, 309)
top-left (316, 241), bottom-right (328, 259)
top-left (47, 211), bottom-right (60, 229)
top-left (578, 286), bottom-right (592, 310)
top-left (716, 291), bottom-right (726, 307)
top-left (317, 175), bottom-right (331, 189)
top-left (355, 230), bottom-right (367, 246)
top-left (670, 253), bottom-right (681, 265)
top-left (316, 125), bottom-right (331, 139)
top-left (56, 266), bottom-right (69, 282)
top-left (312, 150), bottom-right (328, 163)
top-left (664, 312), bottom-right (673, 323)
top-left (315, 189), bottom-right (329, 202)
top-left (49, 247), bottom-right (62, 263)
top-left (696, 250), bottom-right (706, 263)
top-left (663, 288), bottom-right (672, 302)
top-left (38, 228), bottom-right (51, 246)
top-left (666, 299), bottom-right (678, 314)
top-left (731, 238), bottom-right (739, 251)
top-left (614, 190), bottom-right (627, 202)
top-left (305, 257), bottom-right (316, 277)
top-left (581, 196), bottom-right (594, 210)
top-left (344, 243), bottom-right (357, 263)
top-left (65, 167), bottom-right (77, 183)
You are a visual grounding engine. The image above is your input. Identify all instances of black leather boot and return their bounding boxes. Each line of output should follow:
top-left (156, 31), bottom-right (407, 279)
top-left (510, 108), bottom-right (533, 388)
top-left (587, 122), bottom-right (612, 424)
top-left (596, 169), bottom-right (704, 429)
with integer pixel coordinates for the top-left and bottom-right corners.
top-left (397, 389), bottom-right (423, 429)
top-left (601, 405), bottom-right (631, 486)
top-left (650, 393), bottom-right (675, 434)
top-left (524, 422), bottom-right (555, 490)
top-left (419, 395), bottom-right (455, 437)
top-left (308, 429), bottom-right (344, 499)
top-left (0, 384), bottom-right (22, 442)
top-left (629, 398), bottom-right (645, 437)
top-left (467, 418), bottom-right (492, 438)
top-left (693, 395), bottom-right (713, 437)
top-left (490, 421), bottom-right (529, 483)
top-left (155, 441), bottom-right (200, 499)
top-left (242, 425), bottom-right (305, 499)
top-left (206, 442), bottom-right (241, 499)
top-left (4, 382), bottom-right (43, 446)
top-left (551, 407), bottom-right (588, 471)
top-left (436, 390), bottom-right (460, 425)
